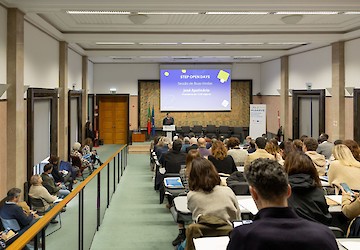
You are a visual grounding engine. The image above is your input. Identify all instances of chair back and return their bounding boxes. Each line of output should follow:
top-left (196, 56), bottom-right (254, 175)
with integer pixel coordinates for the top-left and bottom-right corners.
top-left (28, 196), bottom-right (46, 215)
top-left (0, 217), bottom-right (21, 232)
top-left (181, 126), bottom-right (191, 134)
top-left (329, 226), bottom-right (344, 238)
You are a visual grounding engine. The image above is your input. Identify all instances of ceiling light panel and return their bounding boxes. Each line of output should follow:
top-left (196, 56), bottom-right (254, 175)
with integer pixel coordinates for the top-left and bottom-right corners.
top-left (181, 42), bottom-right (221, 45)
top-left (205, 12), bottom-right (269, 15)
top-left (139, 43), bottom-right (178, 45)
top-left (96, 42), bottom-right (135, 45)
top-left (267, 42), bottom-right (307, 45)
top-left (343, 12), bottom-right (360, 14)
top-left (66, 10), bottom-right (131, 15)
top-left (138, 12), bottom-right (199, 15)
top-left (274, 11), bottom-right (339, 15)
top-left (233, 56), bottom-right (262, 59)
top-left (225, 42), bottom-right (264, 45)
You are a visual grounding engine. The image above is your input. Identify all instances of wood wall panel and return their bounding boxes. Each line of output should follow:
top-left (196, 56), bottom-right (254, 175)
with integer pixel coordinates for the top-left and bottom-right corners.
top-left (139, 80), bottom-right (251, 128)
top-left (0, 101), bottom-right (7, 197)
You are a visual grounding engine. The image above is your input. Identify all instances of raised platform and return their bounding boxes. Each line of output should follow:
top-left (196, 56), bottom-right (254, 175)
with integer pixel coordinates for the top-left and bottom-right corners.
top-left (128, 142), bottom-right (151, 154)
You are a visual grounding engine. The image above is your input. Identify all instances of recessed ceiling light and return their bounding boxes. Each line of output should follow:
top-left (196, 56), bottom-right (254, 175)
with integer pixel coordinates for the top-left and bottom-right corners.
top-left (181, 42), bottom-right (221, 45)
top-left (202, 56), bottom-right (232, 58)
top-left (274, 11), bottom-right (338, 15)
top-left (267, 42), bottom-right (307, 45)
top-left (67, 10), bottom-right (131, 15)
top-left (205, 12), bottom-right (269, 15)
top-left (233, 56), bottom-right (262, 59)
top-left (139, 43), bottom-right (178, 45)
top-left (225, 42), bottom-right (264, 45)
top-left (171, 56), bottom-right (200, 59)
top-left (138, 12), bottom-right (199, 15)
top-left (343, 12), bottom-right (360, 14)
top-left (96, 42), bottom-right (135, 45)
top-left (110, 56), bottom-right (133, 60)
top-left (139, 56), bottom-right (169, 59)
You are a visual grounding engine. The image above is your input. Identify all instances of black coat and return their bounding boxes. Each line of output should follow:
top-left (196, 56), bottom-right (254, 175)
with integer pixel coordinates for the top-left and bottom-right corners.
top-left (208, 155), bottom-right (237, 175)
top-left (163, 150), bottom-right (186, 174)
top-left (288, 173), bottom-right (332, 225)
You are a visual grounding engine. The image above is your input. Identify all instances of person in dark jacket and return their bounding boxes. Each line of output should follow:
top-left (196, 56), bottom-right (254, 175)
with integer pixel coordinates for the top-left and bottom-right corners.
top-left (208, 140), bottom-right (237, 174)
top-left (227, 158), bottom-right (338, 250)
top-left (85, 121), bottom-right (95, 141)
top-left (162, 139), bottom-right (186, 173)
top-left (284, 151), bottom-right (332, 225)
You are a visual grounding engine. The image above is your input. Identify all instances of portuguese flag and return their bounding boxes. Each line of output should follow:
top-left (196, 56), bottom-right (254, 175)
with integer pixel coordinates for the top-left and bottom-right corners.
top-left (147, 106), bottom-right (151, 135)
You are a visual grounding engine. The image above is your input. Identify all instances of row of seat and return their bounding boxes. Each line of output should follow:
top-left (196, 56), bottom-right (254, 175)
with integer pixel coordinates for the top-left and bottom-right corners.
top-left (176, 125), bottom-right (248, 141)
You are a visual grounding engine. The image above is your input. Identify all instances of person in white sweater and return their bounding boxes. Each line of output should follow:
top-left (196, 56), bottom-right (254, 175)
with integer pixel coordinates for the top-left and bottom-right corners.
top-left (28, 174), bottom-right (57, 212)
top-left (187, 158), bottom-right (241, 225)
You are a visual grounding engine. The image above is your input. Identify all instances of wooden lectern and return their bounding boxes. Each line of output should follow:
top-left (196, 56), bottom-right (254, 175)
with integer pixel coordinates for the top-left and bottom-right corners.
top-left (163, 125), bottom-right (176, 140)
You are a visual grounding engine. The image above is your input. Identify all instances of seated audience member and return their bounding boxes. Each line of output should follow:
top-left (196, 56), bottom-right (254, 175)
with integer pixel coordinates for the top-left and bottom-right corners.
top-left (343, 139), bottom-right (360, 162)
top-left (85, 121), bottom-right (95, 142)
top-left (293, 139), bottom-right (303, 152)
top-left (197, 138), bottom-right (211, 158)
top-left (227, 158), bottom-right (338, 250)
top-left (339, 185), bottom-right (360, 220)
top-left (285, 152), bottom-right (331, 225)
top-left (208, 141), bottom-right (237, 174)
top-left (317, 133), bottom-right (334, 159)
top-left (244, 136), bottom-right (252, 147)
top-left (280, 140), bottom-right (296, 160)
top-left (186, 137), bottom-right (198, 153)
top-left (303, 138), bottom-right (326, 176)
top-left (181, 137), bottom-right (191, 152)
top-left (71, 142), bottom-right (91, 171)
top-left (227, 137), bottom-right (248, 166)
top-left (48, 155), bottom-right (74, 188)
top-left (265, 139), bottom-right (283, 165)
top-left (156, 137), bottom-right (171, 162)
top-left (247, 140), bottom-right (256, 154)
top-left (244, 137), bottom-right (275, 169)
top-left (328, 144), bottom-right (360, 191)
top-left (161, 139), bottom-right (186, 174)
top-left (41, 163), bottom-right (70, 199)
top-left (0, 188), bottom-right (37, 234)
top-left (187, 158), bottom-right (240, 225)
top-left (151, 136), bottom-right (160, 152)
top-left (29, 175), bottom-right (58, 213)
top-left (300, 134), bottom-right (308, 142)
top-left (333, 139), bottom-right (343, 146)
top-left (172, 150), bottom-right (201, 246)
top-left (83, 138), bottom-right (103, 166)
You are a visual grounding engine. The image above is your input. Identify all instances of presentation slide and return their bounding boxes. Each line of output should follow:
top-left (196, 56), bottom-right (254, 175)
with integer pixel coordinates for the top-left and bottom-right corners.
top-left (160, 69), bottom-right (231, 111)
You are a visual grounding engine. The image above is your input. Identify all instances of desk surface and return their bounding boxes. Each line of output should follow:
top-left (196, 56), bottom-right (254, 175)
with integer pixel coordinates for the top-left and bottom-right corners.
top-left (173, 194), bottom-right (342, 215)
top-left (192, 237), bottom-right (360, 250)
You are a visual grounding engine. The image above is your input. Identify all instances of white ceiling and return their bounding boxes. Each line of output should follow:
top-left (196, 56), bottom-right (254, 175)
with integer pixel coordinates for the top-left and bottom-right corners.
top-left (2, 0), bottom-right (360, 63)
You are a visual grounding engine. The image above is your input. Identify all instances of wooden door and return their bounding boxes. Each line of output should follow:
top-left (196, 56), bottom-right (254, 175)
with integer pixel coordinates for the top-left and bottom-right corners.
top-left (99, 95), bottom-right (129, 144)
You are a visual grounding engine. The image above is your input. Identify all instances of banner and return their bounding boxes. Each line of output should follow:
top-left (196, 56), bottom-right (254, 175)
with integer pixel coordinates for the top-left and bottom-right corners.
top-left (249, 104), bottom-right (267, 139)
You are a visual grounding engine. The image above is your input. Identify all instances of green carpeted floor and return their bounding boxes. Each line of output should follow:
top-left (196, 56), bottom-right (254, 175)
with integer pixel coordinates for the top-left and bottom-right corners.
top-left (90, 153), bottom-right (178, 250)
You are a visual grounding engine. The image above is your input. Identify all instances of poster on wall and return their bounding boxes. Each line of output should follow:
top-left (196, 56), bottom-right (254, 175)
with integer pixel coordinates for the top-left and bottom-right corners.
top-left (249, 104), bottom-right (267, 139)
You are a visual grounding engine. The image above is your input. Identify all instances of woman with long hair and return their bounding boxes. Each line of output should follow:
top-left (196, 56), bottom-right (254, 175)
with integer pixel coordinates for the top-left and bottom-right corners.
top-left (328, 144), bottom-right (360, 191)
top-left (284, 151), bottom-right (331, 225)
top-left (208, 140), bottom-right (237, 174)
top-left (187, 158), bottom-right (240, 224)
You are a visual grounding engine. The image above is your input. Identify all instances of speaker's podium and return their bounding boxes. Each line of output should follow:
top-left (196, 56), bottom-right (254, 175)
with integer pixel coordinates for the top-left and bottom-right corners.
top-left (163, 125), bottom-right (175, 140)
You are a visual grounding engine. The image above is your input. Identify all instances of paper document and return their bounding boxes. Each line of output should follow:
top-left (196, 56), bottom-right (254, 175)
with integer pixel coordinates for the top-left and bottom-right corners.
top-left (54, 198), bottom-right (63, 203)
top-left (326, 195), bottom-right (342, 204)
top-left (194, 236), bottom-right (229, 250)
top-left (337, 240), bottom-right (360, 250)
top-left (238, 198), bottom-right (258, 215)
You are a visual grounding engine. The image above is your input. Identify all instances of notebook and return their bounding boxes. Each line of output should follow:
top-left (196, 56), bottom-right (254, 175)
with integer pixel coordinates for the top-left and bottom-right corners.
top-left (164, 177), bottom-right (184, 188)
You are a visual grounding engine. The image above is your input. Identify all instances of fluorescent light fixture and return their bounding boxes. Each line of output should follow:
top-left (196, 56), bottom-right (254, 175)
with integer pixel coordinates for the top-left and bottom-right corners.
top-left (109, 88), bottom-right (117, 91)
top-left (67, 10), bottom-right (131, 15)
top-left (138, 11), bottom-right (199, 15)
top-left (96, 42), bottom-right (135, 45)
top-left (171, 56), bottom-right (200, 59)
top-left (267, 42), bottom-right (307, 45)
top-left (139, 56), bottom-right (169, 59)
top-left (205, 11), bottom-right (269, 15)
top-left (233, 56), bottom-right (262, 59)
top-left (225, 42), bottom-right (264, 45)
top-left (343, 12), bottom-right (360, 14)
top-left (202, 56), bottom-right (232, 58)
top-left (139, 42), bottom-right (178, 45)
top-left (274, 11), bottom-right (338, 15)
top-left (181, 42), bottom-right (221, 45)
top-left (110, 56), bottom-right (133, 60)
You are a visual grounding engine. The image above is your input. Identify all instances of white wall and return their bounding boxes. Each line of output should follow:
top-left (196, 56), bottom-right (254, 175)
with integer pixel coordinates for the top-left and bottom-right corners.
top-left (94, 63), bottom-right (159, 95)
top-left (345, 38), bottom-right (360, 88)
top-left (87, 60), bottom-right (94, 94)
top-left (93, 63), bottom-right (260, 95)
top-left (24, 22), bottom-right (59, 89)
top-left (260, 59), bottom-right (281, 95)
top-left (232, 64), bottom-right (261, 95)
top-left (68, 48), bottom-right (82, 90)
top-left (0, 6), bottom-right (7, 100)
top-left (289, 46), bottom-right (332, 90)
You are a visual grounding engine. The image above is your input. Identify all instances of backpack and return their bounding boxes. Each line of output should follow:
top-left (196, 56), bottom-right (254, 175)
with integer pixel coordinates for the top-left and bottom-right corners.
top-left (347, 216), bottom-right (360, 237)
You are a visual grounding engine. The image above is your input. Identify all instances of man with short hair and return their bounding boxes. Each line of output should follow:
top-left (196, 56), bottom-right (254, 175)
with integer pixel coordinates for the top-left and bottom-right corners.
top-left (197, 138), bottom-right (211, 158)
top-left (186, 137), bottom-right (199, 153)
top-left (317, 133), bottom-right (334, 159)
top-left (162, 139), bottom-right (187, 173)
top-left (162, 112), bottom-right (174, 125)
top-left (181, 137), bottom-right (191, 152)
top-left (0, 188), bottom-right (36, 233)
top-left (244, 137), bottom-right (274, 169)
top-left (41, 163), bottom-right (70, 198)
top-left (227, 158), bottom-right (338, 250)
top-left (303, 138), bottom-right (326, 176)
